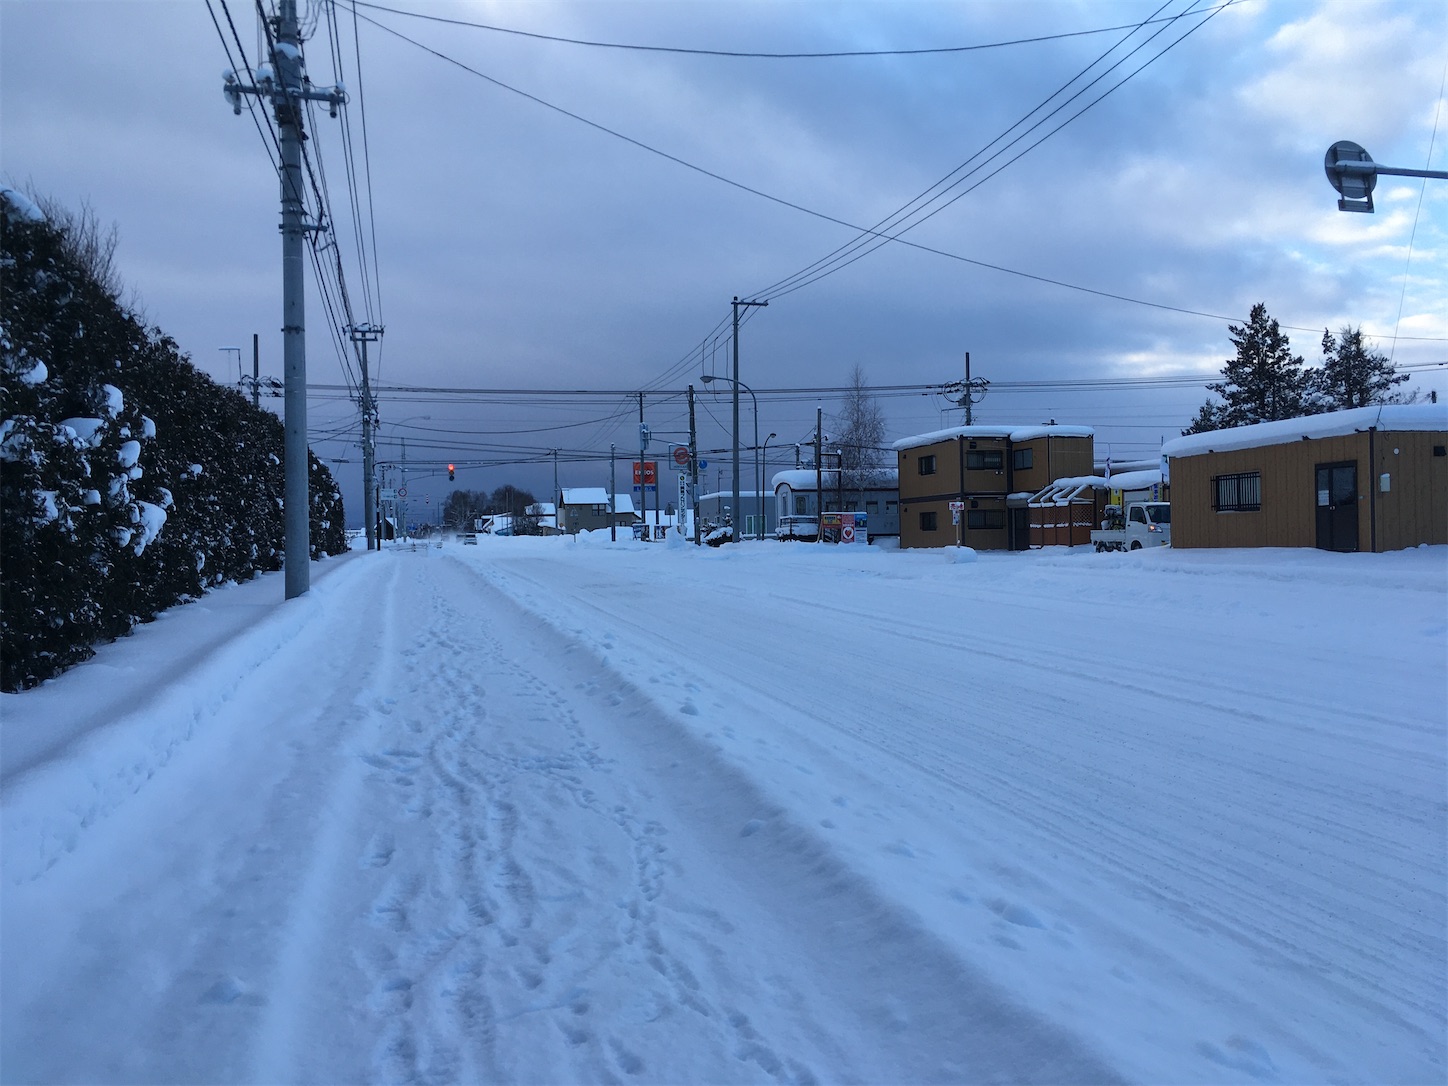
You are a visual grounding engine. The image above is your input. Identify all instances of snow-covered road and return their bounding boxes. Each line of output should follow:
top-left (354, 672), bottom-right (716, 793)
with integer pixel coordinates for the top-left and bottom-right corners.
top-left (2, 538), bottom-right (1444, 1084)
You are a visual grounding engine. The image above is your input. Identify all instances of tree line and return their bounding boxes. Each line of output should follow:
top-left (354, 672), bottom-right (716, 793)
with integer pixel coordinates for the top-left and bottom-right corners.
top-left (0, 190), bottom-right (347, 691)
top-left (1186, 302), bottom-right (1412, 434)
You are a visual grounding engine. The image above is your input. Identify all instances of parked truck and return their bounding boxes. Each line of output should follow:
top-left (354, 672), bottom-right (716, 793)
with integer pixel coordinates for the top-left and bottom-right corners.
top-left (1091, 502), bottom-right (1172, 552)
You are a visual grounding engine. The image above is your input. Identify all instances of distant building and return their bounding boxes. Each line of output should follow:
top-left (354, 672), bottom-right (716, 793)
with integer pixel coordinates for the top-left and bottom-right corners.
top-left (771, 468), bottom-right (900, 540)
top-left (697, 490), bottom-right (779, 539)
top-left (559, 487), bottom-right (634, 535)
top-left (894, 424), bottom-right (1093, 549)
top-left (1162, 404), bottom-right (1447, 552)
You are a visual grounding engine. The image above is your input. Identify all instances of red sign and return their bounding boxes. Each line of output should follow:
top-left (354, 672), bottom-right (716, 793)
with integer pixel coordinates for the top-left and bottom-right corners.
top-left (673, 446), bottom-right (691, 467)
top-left (632, 461), bottom-right (658, 486)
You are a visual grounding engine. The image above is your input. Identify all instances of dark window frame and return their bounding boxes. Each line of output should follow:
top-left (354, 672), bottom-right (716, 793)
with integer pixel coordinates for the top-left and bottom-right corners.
top-left (919, 510), bottom-right (938, 531)
top-left (967, 509), bottom-right (1006, 530)
top-left (918, 454), bottom-right (937, 476)
top-left (966, 449), bottom-right (1004, 471)
top-left (1012, 447), bottom-right (1033, 471)
top-left (1212, 471), bottom-right (1261, 512)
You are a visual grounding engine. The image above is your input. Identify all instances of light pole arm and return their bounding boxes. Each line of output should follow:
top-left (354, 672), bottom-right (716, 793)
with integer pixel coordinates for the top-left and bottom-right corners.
top-left (1326, 140), bottom-right (1447, 213)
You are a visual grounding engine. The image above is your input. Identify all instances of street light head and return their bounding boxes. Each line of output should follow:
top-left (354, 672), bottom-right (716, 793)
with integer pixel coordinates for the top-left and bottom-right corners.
top-left (1325, 140), bottom-right (1377, 213)
top-left (701, 375), bottom-right (716, 384)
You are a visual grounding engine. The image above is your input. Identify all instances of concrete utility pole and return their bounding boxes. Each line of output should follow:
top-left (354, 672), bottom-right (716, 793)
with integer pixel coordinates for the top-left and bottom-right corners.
top-left (943, 352), bottom-right (988, 425)
top-left (638, 393), bottom-right (648, 537)
top-left (610, 443), bottom-right (616, 542)
top-left (224, 0), bottom-right (346, 599)
top-left (730, 296), bottom-right (768, 542)
top-left (688, 384), bottom-right (701, 545)
top-left (349, 323), bottom-right (382, 551)
top-left (815, 405), bottom-right (824, 543)
top-left (251, 334), bottom-right (261, 410)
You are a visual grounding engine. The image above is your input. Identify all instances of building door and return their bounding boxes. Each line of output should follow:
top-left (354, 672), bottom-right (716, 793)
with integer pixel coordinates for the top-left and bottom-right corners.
top-left (1315, 461), bottom-right (1358, 552)
top-left (1009, 506), bottom-right (1030, 550)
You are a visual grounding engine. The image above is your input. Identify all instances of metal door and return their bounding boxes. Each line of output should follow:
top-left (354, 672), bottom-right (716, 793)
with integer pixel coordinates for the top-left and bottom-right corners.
top-left (1315, 462), bottom-right (1358, 552)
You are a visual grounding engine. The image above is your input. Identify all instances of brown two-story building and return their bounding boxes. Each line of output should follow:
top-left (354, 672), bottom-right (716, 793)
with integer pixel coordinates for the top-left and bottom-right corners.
top-left (894, 425), bottom-right (1095, 549)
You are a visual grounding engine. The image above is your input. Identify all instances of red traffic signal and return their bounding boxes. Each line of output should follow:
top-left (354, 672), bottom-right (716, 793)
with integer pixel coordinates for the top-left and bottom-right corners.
top-left (447, 463), bottom-right (456, 480)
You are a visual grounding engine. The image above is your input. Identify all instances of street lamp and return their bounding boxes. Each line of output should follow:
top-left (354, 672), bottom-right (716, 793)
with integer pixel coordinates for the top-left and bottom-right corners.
top-left (761, 432), bottom-right (776, 540)
top-left (702, 374), bottom-right (759, 541)
top-left (1325, 140), bottom-right (1448, 213)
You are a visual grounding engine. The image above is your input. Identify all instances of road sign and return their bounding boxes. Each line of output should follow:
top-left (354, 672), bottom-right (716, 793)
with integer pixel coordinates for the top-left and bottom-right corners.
top-left (672, 446), bottom-right (690, 467)
top-left (398, 486), bottom-right (409, 499)
top-left (380, 488), bottom-right (398, 501)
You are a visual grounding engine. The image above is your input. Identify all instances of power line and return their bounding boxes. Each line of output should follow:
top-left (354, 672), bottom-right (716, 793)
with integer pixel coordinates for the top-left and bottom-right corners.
top-left (755, 0), bottom-right (1219, 301)
top-left (352, 5), bottom-right (1448, 346)
top-left (345, 0), bottom-right (1239, 60)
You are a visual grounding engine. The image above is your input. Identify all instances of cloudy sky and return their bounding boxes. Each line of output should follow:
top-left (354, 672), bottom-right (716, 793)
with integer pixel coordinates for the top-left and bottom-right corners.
top-left (4, 0), bottom-right (1445, 517)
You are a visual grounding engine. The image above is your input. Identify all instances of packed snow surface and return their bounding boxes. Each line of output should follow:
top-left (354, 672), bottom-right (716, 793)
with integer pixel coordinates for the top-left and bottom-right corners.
top-left (1, 539), bottom-right (1444, 1084)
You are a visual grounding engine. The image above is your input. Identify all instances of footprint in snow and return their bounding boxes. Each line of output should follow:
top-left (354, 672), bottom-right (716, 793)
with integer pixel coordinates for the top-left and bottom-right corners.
top-left (679, 699), bottom-right (700, 716)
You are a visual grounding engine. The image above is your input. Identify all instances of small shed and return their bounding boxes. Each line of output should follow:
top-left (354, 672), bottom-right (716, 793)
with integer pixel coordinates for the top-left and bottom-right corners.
top-left (1161, 404), bottom-right (1447, 552)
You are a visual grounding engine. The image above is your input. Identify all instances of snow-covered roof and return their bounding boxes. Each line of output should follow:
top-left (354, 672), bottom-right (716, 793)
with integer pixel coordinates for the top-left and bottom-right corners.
top-left (1162, 404), bottom-right (1447, 459)
top-left (1105, 468), bottom-right (1163, 492)
top-left (893, 424), bottom-right (1093, 452)
top-left (611, 493), bottom-right (636, 515)
top-left (770, 467), bottom-right (899, 492)
top-left (560, 487), bottom-right (609, 505)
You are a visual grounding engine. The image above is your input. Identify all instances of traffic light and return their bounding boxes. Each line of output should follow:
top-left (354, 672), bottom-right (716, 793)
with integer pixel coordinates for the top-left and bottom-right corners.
top-left (448, 463), bottom-right (455, 481)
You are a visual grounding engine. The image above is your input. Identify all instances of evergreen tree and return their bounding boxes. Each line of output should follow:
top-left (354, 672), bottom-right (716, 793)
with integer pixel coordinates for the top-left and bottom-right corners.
top-left (1185, 303), bottom-right (1316, 434)
top-left (1315, 326), bottom-right (1409, 409)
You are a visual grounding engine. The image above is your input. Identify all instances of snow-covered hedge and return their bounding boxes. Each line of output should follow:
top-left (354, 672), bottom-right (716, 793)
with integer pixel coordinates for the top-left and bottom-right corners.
top-left (1, 192), bottom-right (347, 691)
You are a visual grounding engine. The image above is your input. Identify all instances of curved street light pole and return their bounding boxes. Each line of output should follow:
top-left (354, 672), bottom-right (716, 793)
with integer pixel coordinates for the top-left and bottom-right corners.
top-left (761, 432), bottom-right (777, 540)
top-left (702, 374), bottom-right (758, 540)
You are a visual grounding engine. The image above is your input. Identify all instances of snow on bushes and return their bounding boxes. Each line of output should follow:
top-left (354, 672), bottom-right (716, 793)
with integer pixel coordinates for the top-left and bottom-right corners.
top-left (0, 191), bottom-right (348, 691)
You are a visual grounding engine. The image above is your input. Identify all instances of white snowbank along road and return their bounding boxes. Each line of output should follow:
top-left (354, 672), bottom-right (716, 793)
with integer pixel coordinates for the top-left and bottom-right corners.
top-left (2, 539), bottom-right (1444, 1084)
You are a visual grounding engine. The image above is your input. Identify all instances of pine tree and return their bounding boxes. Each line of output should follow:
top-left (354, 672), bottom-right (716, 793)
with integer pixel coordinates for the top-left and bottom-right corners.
top-left (1185, 303), bottom-right (1316, 434)
top-left (1315, 326), bottom-right (1409, 410)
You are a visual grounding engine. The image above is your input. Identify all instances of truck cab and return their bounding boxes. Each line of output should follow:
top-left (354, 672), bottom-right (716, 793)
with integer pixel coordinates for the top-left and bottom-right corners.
top-left (1091, 502), bottom-right (1171, 551)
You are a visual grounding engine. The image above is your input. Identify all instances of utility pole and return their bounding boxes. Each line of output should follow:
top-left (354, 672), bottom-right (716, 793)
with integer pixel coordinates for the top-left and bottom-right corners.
top-left (251, 333), bottom-right (261, 410)
top-left (610, 443), bottom-right (616, 542)
top-left (815, 405), bottom-right (824, 544)
top-left (223, 1), bottom-right (345, 599)
top-left (349, 323), bottom-right (382, 551)
top-left (688, 384), bottom-right (700, 545)
top-left (730, 296), bottom-right (768, 542)
top-left (944, 352), bottom-right (989, 425)
top-left (638, 392), bottom-right (648, 538)
top-left (553, 448), bottom-right (560, 509)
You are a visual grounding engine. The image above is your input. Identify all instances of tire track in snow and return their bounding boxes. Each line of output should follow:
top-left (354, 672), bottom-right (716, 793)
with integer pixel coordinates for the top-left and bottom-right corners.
top-left (471, 548), bottom-right (1445, 1082)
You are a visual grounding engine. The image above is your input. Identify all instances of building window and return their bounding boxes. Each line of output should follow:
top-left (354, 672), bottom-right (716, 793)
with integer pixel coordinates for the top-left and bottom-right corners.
top-left (920, 510), bottom-right (938, 531)
top-left (591, 504), bottom-right (608, 515)
top-left (967, 509), bottom-right (1005, 530)
top-left (1012, 447), bottom-right (1033, 471)
top-left (966, 450), bottom-right (1004, 471)
top-left (1212, 471), bottom-right (1261, 511)
top-left (918, 454), bottom-right (937, 476)
top-left (866, 500), bottom-right (879, 514)
top-left (794, 494), bottom-right (810, 516)
top-left (886, 500), bottom-right (898, 513)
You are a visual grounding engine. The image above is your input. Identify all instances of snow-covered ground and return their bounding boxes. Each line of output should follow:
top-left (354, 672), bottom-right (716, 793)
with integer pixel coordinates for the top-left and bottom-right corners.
top-left (2, 537), bottom-right (1444, 1084)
